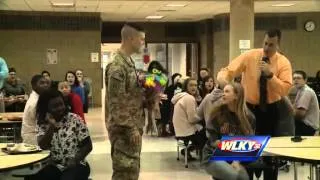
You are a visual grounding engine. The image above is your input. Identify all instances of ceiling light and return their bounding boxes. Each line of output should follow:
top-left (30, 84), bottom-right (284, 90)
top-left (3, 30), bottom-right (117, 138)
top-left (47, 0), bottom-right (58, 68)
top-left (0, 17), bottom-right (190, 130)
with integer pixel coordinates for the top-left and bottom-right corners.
top-left (145, 15), bottom-right (164, 19)
top-left (157, 9), bottom-right (176, 12)
top-left (165, 4), bottom-right (186, 7)
top-left (51, 1), bottom-right (75, 7)
top-left (271, 3), bottom-right (295, 7)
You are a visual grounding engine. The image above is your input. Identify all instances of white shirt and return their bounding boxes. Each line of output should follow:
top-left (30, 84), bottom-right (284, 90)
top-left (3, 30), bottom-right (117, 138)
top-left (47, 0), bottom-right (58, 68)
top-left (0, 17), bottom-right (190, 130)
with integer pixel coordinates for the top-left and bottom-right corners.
top-left (295, 85), bottom-right (319, 130)
top-left (21, 91), bottom-right (39, 145)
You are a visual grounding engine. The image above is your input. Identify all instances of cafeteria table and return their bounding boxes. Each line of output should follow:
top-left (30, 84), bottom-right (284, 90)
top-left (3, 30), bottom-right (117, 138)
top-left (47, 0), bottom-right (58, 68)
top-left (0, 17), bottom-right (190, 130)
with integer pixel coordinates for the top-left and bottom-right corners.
top-left (264, 136), bottom-right (320, 180)
top-left (0, 143), bottom-right (50, 173)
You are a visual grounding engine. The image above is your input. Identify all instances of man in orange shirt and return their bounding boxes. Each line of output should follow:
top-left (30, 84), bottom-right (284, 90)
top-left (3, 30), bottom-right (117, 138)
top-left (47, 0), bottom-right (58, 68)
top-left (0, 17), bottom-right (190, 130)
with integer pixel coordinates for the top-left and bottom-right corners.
top-left (217, 29), bottom-right (292, 180)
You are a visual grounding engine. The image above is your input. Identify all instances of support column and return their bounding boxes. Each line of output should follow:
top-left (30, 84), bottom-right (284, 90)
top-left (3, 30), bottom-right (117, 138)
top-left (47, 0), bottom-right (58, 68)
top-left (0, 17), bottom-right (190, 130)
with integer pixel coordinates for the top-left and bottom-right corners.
top-left (229, 0), bottom-right (254, 60)
top-left (199, 19), bottom-right (213, 74)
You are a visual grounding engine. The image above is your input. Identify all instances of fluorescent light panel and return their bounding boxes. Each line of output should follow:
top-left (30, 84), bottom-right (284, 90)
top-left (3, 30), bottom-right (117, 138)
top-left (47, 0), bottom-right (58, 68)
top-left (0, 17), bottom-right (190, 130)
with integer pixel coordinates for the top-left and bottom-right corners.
top-left (50, 1), bottom-right (75, 7)
top-left (145, 15), bottom-right (164, 19)
top-left (271, 3), bottom-right (295, 7)
top-left (165, 4), bottom-right (186, 7)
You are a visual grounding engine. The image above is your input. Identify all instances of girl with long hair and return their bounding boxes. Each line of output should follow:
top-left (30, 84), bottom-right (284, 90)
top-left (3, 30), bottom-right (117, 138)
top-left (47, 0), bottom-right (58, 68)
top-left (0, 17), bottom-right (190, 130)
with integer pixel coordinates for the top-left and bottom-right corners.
top-left (203, 82), bottom-right (255, 180)
top-left (65, 71), bottom-right (85, 105)
top-left (200, 76), bottom-right (215, 98)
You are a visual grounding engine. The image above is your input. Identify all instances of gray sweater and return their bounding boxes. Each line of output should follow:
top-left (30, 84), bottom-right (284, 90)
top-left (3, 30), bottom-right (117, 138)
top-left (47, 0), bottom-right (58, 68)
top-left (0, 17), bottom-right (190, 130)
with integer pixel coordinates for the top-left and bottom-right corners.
top-left (195, 88), bottom-right (224, 131)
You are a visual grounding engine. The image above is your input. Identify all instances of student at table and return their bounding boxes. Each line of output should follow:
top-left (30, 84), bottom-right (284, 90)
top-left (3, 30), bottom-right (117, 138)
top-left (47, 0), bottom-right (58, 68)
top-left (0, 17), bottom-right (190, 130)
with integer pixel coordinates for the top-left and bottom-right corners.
top-left (172, 78), bottom-right (207, 160)
top-left (291, 70), bottom-right (319, 136)
top-left (30, 89), bottom-right (92, 180)
top-left (57, 81), bottom-right (85, 122)
top-left (202, 82), bottom-right (255, 180)
top-left (3, 67), bottom-right (27, 112)
top-left (21, 75), bottom-right (50, 145)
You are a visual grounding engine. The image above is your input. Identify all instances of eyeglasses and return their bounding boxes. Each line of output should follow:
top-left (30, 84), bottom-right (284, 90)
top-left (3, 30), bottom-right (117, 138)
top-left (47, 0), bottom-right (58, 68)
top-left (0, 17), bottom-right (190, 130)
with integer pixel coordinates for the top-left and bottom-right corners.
top-left (9, 73), bottom-right (16, 76)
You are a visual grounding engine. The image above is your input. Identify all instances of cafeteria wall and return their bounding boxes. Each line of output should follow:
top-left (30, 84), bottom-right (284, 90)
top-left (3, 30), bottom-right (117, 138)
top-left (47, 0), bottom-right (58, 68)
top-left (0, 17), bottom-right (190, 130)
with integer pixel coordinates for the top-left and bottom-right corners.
top-left (1, 11), bottom-right (320, 107)
top-left (213, 12), bottom-right (320, 78)
top-left (0, 11), bottom-right (102, 106)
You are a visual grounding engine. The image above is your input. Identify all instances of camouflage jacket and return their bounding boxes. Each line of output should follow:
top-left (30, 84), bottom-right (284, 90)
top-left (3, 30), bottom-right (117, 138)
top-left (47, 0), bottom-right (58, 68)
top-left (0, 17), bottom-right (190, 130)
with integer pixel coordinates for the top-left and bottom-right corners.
top-left (105, 51), bottom-right (145, 134)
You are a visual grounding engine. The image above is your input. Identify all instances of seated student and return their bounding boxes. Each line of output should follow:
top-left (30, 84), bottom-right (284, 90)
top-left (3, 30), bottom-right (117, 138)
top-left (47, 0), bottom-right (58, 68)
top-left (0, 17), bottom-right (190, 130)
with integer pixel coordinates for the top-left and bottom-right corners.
top-left (172, 78), bottom-right (207, 160)
top-left (292, 70), bottom-right (319, 136)
top-left (58, 81), bottom-right (85, 122)
top-left (30, 89), bottom-right (92, 180)
top-left (3, 67), bottom-right (27, 112)
top-left (41, 70), bottom-right (59, 90)
top-left (202, 82), bottom-right (255, 180)
top-left (21, 75), bottom-right (50, 145)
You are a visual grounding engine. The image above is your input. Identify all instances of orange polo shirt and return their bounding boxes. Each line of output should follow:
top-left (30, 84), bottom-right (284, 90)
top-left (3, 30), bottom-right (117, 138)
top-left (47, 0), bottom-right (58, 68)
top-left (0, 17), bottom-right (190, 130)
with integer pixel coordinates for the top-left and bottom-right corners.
top-left (217, 48), bottom-right (292, 105)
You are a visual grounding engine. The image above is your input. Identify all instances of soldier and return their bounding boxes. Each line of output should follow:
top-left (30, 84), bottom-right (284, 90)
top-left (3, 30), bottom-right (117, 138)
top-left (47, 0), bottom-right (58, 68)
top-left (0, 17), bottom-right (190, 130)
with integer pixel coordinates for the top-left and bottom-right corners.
top-left (105, 23), bottom-right (145, 180)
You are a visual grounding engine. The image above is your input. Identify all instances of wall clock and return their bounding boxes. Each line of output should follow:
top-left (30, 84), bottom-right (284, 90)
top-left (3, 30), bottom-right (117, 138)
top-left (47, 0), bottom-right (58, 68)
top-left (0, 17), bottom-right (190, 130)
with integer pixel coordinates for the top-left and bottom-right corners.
top-left (304, 21), bottom-right (316, 32)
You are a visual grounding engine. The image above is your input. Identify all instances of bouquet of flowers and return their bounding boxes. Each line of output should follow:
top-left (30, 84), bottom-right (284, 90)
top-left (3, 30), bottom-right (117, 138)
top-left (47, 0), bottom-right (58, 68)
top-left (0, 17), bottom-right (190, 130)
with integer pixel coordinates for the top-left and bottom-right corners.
top-left (139, 61), bottom-right (168, 109)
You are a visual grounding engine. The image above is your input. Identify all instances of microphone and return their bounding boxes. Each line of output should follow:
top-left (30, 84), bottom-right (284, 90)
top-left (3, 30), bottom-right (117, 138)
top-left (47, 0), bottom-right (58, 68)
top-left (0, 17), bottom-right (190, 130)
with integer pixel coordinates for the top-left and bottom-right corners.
top-left (262, 56), bottom-right (270, 63)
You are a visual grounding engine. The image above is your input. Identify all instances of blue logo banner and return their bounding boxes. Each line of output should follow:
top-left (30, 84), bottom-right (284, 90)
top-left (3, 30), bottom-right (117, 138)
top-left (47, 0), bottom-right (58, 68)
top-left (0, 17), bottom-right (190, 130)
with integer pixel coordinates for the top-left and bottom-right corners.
top-left (210, 136), bottom-right (270, 162)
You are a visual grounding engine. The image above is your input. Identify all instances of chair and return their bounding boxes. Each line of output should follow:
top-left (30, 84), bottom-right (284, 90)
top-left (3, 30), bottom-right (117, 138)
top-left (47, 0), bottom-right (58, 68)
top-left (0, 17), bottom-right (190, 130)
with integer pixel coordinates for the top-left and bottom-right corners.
top-left (176, 138), bottom-right (193, 168)
top-left (244, 157), bottom-right (279, 180)
top-left (0, 122), bottom-right (21, 143)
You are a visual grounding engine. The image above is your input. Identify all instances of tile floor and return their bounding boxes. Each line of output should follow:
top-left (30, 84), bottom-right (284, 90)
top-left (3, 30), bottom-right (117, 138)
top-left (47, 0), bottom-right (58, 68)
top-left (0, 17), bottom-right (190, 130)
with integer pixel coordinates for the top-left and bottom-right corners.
top-left (86, 108), bottom-right (313, 180)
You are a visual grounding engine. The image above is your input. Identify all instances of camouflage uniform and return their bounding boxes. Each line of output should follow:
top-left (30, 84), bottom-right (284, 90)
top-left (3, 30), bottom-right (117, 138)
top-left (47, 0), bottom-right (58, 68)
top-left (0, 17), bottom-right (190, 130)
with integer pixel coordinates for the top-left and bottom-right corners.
top-left (105, 50), bottom-right (145, 180)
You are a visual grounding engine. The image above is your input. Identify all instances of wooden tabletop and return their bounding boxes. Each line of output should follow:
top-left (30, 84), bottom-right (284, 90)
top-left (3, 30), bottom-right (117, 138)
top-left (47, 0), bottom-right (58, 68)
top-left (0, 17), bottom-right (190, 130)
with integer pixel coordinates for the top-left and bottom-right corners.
top-left (0, 120), bottom-right (22, 124)
top-left (264, 147), bottom-right (320, 162)
top-left (0, 144), bottom-right (50, 172)
top-left (0, 112), bottom-right (23, 121)
top-left (266, 136), bottom-right (320, 148)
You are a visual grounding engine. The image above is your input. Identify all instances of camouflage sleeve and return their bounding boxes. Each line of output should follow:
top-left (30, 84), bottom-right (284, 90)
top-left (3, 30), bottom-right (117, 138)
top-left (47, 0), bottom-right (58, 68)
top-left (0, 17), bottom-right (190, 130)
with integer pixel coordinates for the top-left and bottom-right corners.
top-left (107, 65), bottom-right (138, 131)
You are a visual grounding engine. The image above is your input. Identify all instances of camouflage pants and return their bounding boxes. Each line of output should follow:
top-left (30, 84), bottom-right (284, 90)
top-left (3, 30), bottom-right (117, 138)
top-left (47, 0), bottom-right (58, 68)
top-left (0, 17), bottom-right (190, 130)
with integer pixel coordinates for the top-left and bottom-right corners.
top-left (108, 130), bottom-right (142, 180)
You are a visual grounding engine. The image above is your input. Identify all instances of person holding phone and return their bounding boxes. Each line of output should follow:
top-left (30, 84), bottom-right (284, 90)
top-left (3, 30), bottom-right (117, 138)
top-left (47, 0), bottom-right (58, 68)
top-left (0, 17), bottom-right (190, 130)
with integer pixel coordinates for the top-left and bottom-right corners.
top-left (30, 89), bottom-right (92, 180)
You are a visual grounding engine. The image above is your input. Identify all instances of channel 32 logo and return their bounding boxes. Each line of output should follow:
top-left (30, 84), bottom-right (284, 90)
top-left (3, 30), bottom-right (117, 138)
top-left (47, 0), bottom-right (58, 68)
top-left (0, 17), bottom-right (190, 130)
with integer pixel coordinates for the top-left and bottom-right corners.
top-left (210, 136), bottom-right (270, 162)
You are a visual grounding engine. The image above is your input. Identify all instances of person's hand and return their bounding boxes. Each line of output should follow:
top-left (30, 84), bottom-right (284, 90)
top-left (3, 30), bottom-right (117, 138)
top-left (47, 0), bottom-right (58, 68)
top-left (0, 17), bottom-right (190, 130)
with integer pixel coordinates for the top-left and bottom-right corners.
top-left (231, 161), bottom-right (242, 171)
top-left (259, 61), bottom-right (272, 77)
top-left (130, 130), bottom-right (141, 145)
top-left (292, 108), bottom-right (296, 115)
top-left (220, 123), bottom-right (229, 134)
top-left (46, 113), bottom-right (60, 129)
top-left (138, 73), bottom-right (146, 81)
top-left (159, 93), bottom-right (168, 101)
top-left (216, 78), bottom-right (228, 90)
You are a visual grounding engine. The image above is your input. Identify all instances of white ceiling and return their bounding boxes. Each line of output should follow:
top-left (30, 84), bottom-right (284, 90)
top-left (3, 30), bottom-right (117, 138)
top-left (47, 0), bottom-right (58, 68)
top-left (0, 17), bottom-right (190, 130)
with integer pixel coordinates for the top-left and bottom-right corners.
top-left (0, 0), bottom-right (319, 21)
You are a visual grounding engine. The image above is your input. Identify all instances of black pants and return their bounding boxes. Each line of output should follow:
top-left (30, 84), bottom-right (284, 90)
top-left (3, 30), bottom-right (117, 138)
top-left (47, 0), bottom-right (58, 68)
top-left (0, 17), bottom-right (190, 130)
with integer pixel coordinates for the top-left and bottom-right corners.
top-left (27, 163), bottom-right (90, 180)
top-left (178, 129), bottom-right (207, 151)
top-left (295, 120), bottom-right (316, 136)
top-left (247, 102), bottom-right (280, 180)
